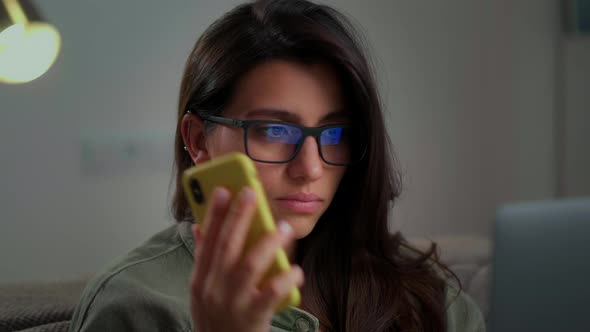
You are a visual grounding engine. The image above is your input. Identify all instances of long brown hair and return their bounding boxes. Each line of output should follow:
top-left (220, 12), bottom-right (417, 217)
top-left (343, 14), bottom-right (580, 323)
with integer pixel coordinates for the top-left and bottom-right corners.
top-left (172, 1), bottom-right (456, 331)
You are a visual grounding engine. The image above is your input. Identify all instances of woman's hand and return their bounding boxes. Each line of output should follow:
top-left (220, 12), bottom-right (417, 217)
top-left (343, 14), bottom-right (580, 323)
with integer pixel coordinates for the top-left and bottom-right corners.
top-left (189, 187), bottom-right (304, 332)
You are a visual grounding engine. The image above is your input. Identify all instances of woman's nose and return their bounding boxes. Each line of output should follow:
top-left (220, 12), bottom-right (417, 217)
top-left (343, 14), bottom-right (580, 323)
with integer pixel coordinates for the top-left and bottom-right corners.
top-left (286, 136), bottom-right (323, 181)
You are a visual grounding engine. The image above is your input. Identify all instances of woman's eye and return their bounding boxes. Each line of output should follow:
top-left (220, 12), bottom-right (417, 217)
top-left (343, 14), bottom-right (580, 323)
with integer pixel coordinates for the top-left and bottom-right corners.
top-left (253, 124), bottom-right (301, 144)
top-left (263, 125), bottom-right (289, 137)
top-left (321, 127), bottom-right (343, 144)
top-left (252, 125), bottom-right (287, 138)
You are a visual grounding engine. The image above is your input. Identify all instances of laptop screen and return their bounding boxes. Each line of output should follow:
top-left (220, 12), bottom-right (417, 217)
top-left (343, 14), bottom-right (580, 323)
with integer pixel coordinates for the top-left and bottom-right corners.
top-left (489, 197), bottom-right (590, 332)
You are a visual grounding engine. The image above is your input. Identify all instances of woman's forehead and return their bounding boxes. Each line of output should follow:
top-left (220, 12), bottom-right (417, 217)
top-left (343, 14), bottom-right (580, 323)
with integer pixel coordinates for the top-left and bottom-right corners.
top-left (224, 60), bottom-right (347, 124)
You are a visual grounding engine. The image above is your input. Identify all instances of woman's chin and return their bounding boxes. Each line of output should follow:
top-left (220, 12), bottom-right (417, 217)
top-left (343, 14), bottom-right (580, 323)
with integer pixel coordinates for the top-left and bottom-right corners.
top-left (271, 205), bottom-right (323, 239)
top-left (281, 217), bottom-right (317, 240)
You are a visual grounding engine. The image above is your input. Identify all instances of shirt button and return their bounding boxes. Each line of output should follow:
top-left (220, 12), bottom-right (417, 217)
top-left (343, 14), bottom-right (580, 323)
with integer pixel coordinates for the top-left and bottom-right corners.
top-left (295, 317), bottom-right (311, 332)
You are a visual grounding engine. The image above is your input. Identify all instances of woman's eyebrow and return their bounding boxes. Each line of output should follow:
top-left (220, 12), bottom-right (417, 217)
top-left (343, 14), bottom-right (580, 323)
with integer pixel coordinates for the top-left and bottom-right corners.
top-left (321, 110), bottom-right (350, 122)
top-left (244, 108), bottom-right (350, 123)
top-left (245, 108), bottom-right (299, 122)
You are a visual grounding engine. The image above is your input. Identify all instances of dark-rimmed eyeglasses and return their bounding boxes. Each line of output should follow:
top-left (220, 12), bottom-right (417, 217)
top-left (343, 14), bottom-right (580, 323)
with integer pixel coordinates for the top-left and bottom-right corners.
top-left (189, 111), bottom-right (366, 166)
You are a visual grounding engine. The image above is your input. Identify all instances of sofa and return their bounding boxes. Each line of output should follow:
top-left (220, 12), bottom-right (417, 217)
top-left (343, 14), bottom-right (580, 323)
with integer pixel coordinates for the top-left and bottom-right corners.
top-left (0, 278), bottom-right (89, 332)
top-left (0, 236), bottom-right (491, 332)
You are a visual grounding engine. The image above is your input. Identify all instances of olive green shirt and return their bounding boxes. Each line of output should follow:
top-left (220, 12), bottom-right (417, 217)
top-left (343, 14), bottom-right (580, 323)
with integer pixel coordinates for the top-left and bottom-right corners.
top-left (69, 221), bottom-right (486, 332)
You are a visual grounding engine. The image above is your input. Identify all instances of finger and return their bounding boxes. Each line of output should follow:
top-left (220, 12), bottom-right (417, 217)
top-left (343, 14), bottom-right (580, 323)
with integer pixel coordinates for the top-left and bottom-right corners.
top-left (192, 223), bottom-right (202, 257)
top-left (233, 221), bottom-right (294, 302)
top-left (251, 264), bottom-right (304, 311)
top-left (192, 223), bottom-right (201, 244)
top-left (210, 187), bottom-right (258, 273)
top-left (193, 187), bottom-right (232, 286)
top-left (189, 225), bottom-right (204, 321)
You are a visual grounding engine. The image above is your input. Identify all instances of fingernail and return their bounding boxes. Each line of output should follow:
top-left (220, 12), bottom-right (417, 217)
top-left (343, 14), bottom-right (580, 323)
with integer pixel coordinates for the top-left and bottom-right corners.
top-left (241, 187), bottom-right (255, 202)
top-left (214, 188), bottom-right (230, 204)
top-left (278, 220), bottom-right (292, 234)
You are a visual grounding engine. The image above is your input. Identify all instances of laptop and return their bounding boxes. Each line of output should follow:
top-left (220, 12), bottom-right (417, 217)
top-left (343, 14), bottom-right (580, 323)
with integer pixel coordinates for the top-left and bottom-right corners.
top-left (489, 197), bottom-right (590, 332)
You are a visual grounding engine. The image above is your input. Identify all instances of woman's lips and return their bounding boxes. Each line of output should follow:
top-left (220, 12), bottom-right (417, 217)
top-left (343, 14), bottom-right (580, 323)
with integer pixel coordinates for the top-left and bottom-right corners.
top-left (275, 199), bottom-right (323, 214)
top-left (275, 193), bottom-right (323, 214)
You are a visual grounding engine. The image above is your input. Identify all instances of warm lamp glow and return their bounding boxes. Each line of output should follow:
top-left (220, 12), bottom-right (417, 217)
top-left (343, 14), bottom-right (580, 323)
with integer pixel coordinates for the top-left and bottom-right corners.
top-left (0, 0), bottom-right (61, 84)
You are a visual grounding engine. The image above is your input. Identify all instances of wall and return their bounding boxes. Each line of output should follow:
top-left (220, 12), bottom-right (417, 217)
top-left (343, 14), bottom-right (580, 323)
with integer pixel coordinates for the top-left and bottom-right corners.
top-left (325, 0), bottom-right (559, 236)
top-left (0, 0), bottom-right (559, 283)
top-left (563, 38), bottom-right (590, 197)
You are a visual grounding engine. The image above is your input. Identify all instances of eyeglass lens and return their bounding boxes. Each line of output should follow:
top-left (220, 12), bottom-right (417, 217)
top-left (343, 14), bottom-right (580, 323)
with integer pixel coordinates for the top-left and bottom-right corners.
top-left (246, 123), bottom-right (359, 164)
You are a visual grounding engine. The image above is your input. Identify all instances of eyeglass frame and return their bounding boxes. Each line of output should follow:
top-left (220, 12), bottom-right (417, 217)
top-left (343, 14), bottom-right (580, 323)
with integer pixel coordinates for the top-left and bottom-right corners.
top-left (187, 110), bottom-right (367, 166)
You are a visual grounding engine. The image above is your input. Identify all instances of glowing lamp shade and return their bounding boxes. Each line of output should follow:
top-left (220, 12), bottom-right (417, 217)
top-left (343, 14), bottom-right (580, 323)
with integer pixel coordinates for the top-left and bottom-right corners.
top-left (0, 0), bottom-right (61, 84)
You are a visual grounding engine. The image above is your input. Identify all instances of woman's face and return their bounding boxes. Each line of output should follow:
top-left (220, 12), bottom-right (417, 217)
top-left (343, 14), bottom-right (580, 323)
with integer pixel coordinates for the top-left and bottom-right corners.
top-left (194, 60), bottom-right (348, 239)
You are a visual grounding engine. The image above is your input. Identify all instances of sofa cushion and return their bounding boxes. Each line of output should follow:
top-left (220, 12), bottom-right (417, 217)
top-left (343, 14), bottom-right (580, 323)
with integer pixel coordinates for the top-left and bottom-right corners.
top-left (411, 236), bottom-right (492, 322)
top-left (0, 279), bottom-right (87, 332)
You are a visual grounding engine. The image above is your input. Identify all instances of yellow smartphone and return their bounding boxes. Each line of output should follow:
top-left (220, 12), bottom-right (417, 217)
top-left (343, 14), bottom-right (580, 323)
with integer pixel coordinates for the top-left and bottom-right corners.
top-left (182, 152), bottom-right (301, 312)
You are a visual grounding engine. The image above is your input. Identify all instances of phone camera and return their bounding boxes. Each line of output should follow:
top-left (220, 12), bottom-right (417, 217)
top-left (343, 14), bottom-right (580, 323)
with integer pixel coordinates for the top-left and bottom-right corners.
top-left (190, 179), bottom-right (204, 204)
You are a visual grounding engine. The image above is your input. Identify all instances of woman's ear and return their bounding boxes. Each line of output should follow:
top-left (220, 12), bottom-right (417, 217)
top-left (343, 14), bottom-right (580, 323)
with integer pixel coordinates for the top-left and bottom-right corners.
top-left (181, 113), bottom-right (211, 164)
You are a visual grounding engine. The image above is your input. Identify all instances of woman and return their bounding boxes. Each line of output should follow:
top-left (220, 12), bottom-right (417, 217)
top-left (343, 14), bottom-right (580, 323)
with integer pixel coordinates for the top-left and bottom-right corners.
top-left (70, 0), bottom-right (486, 331)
